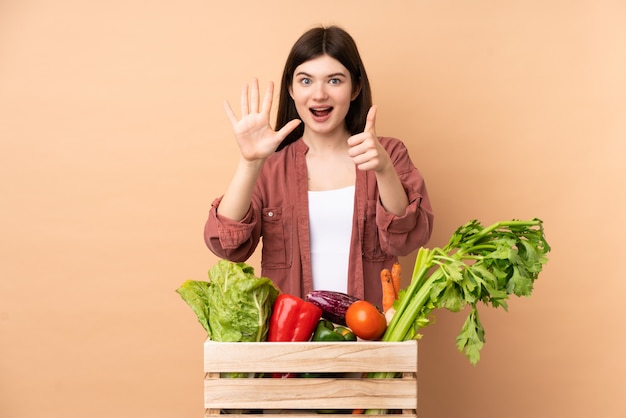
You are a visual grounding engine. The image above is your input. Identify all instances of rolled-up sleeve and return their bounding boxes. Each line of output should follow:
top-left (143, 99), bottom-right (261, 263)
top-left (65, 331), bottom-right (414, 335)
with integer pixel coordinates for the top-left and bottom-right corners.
top-left (376, 189), bottom-right (433, 255)
top-left (204, 196), bottom-right (261, 261)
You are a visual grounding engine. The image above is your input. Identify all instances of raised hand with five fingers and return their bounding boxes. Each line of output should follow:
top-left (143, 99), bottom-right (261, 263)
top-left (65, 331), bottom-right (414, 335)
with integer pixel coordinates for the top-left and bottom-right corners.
top-left (217, 79), bottom-right (301, 222)
top-left (224, 79), bottom-right (301, 163)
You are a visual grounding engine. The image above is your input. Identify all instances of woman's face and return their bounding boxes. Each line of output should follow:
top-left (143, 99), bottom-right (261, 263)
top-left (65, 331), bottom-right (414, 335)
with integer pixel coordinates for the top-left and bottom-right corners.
top-left (290, 54), bottom-right (359, 140)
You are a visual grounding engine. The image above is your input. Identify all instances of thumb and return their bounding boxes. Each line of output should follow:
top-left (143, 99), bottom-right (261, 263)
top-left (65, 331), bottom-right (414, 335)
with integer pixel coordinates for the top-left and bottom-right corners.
top-left (364, 105), bottom-right (377, 133)
top-left (276, 119), bottom-right (302, 141)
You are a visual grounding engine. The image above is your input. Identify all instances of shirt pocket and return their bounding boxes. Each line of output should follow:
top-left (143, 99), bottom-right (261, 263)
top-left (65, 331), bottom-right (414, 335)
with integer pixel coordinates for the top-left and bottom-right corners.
top-left (362, 200), bottom-right (393, 262)
top-left (260, 206), bottom-right (293, 269)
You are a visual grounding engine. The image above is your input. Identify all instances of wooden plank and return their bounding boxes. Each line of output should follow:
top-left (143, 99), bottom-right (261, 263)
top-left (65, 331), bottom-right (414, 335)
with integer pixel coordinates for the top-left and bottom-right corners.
top-left (204, 376), bottom-right (417, 410)
top-left (204, 340), bottom-right (417, 373)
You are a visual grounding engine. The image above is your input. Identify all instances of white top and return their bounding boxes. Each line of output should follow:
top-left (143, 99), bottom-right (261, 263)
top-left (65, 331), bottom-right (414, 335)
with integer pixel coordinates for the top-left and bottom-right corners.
top-left (308, 185), bottom-right (355, 294)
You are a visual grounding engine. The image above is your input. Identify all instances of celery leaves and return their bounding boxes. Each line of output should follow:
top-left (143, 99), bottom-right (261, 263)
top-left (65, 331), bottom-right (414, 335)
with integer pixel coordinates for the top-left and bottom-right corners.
top-left (382, 218), bottom-right (551, 365)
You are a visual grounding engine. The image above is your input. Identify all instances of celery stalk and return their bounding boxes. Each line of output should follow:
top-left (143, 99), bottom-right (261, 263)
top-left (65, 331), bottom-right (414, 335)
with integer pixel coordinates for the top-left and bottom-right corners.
top-left (364, 219), bottom-right (550, 414)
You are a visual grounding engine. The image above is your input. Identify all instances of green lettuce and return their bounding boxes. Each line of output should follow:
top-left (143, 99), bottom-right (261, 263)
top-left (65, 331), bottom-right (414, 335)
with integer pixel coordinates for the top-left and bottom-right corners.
top-left (176, 260), bottom-right (279, 342)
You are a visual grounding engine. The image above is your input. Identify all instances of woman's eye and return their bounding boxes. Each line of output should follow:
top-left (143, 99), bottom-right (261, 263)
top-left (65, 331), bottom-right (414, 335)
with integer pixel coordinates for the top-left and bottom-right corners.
top-left (329, 78), bottom-right (341, 85)
top-left (300, 78), bottom-right (312, 85)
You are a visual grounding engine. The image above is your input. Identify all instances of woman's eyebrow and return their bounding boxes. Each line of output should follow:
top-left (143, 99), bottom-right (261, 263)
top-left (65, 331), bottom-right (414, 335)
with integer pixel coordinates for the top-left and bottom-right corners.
top-left (327, 72), bottom-right (348, 78)
top-left (294, 71), bottom-right (348, 78)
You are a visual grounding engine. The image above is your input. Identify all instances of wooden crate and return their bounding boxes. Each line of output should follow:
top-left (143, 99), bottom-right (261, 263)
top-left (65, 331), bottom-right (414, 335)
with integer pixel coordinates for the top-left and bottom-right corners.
top-left (204, 340), bottom-right (418, 417)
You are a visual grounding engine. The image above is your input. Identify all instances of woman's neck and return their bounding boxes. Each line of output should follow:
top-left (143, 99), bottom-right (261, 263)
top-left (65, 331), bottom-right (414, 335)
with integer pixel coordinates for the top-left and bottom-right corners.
top-left (305, 143), bottom-right (355, 192)
top-left (302, 127), bottom-right (351, 155)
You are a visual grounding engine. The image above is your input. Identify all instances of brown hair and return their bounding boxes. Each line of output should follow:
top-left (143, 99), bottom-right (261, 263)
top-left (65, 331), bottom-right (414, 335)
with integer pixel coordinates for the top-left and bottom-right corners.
top-left (275, 26), bottom-right (373, 151)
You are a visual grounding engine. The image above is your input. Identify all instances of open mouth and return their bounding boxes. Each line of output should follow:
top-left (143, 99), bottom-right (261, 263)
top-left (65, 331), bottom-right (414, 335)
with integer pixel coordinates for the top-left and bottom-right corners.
top-left (310, 107), bottom-right (333, 118)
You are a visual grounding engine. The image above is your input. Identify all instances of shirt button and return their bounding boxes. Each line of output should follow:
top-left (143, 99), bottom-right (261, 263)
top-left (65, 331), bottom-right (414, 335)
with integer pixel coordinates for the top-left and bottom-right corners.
top-left (267, 211), bottom-right (274, 217)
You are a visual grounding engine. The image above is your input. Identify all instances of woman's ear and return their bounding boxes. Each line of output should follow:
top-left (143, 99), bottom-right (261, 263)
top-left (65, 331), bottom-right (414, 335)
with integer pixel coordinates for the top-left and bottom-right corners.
top-left (351, 81), bottom-right (362, 101)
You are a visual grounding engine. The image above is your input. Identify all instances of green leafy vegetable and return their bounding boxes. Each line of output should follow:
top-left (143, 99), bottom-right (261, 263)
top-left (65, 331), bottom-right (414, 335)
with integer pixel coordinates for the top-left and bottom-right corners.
top-left (176, 279), bottom-right (212, 334)
top-left (365, 218), bottom-right (550, 414)
top-left (383, 218), bottom-right (550, 364)
top-left (176, 260), bottom-right (279, 342)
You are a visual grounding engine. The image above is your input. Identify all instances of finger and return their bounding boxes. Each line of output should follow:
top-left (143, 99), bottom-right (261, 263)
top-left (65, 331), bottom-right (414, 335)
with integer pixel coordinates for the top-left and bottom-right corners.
top-left (224, 100), bottom-right (238, 126)
top-left (363, 105), bottom-right (377, 133)
top-left (347, 137), bottom-right (372, 159)
top-left (240, 83), bottom-right (249, 116)
top-left (250, 78), bottom-right (260, 113)
top-left (351, 153), bottom-right (370, 168)
top-left (351, 148), bottom-right (380, 170)
top-left (346, 132), bottom-right (360, 149)
top-left (276, 119), bottom-right (302, 140)
top-left (261, 81), bottom-right (274, 114)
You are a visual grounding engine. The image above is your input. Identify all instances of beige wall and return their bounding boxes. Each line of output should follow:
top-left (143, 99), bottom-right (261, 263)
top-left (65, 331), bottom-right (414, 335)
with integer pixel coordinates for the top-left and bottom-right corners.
top-left (1, 1), bottom-right (624, 417)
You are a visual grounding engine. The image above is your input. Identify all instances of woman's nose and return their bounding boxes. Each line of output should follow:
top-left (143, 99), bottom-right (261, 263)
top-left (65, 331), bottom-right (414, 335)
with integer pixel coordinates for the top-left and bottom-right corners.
top-left (312, 82), bottom-right (328, 100)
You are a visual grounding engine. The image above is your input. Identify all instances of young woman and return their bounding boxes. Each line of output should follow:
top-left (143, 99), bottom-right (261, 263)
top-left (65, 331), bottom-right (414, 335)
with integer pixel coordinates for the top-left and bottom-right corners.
top-left (204, 25), bottom-right (433, 305)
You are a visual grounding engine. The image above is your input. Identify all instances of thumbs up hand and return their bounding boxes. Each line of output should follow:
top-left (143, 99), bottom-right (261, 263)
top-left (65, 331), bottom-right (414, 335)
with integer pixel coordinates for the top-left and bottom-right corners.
top-left (347, 106), bottom-right (392, 173)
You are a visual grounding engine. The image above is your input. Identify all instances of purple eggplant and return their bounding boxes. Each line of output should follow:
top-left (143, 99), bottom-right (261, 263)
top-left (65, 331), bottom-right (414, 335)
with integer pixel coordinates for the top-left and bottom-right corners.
top-left (304, 290), bottom-right (360, 326)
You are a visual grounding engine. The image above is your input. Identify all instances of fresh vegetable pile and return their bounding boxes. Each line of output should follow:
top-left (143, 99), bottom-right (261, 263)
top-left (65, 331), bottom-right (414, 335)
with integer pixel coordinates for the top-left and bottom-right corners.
top-left (178, 218), bottom-right (550, 361)
top-left (177, 260), bottom-right (383, 344)
top-left (178, 218), bottom-right (549, 414)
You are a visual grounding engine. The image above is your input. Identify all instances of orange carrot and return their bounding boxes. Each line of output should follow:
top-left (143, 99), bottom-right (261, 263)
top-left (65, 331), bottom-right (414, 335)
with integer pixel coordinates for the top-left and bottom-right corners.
top-left (391, 262), bottom-right (402, 299)
top-left (380, 268), bottom-right (395, 313)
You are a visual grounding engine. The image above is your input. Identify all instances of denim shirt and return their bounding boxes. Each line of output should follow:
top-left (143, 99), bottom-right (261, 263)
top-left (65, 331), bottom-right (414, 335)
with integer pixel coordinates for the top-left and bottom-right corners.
top-left (204, 137), bottom-right (434, 305)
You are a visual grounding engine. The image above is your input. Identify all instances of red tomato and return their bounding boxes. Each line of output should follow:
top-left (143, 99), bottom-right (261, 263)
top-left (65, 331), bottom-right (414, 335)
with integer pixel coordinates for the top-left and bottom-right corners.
top-left (345, 300), bottom-right (387, 340)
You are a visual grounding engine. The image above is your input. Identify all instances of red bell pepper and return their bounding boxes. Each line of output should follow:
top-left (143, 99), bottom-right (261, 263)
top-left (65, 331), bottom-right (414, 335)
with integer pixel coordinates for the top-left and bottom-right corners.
top-left (268, 294), bottom-right (323, 342)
